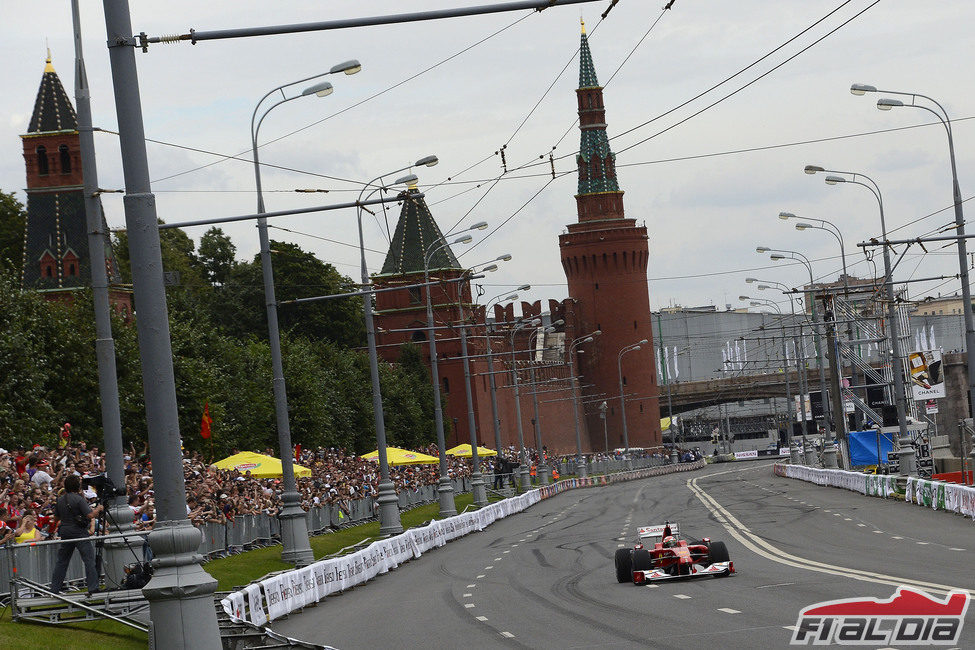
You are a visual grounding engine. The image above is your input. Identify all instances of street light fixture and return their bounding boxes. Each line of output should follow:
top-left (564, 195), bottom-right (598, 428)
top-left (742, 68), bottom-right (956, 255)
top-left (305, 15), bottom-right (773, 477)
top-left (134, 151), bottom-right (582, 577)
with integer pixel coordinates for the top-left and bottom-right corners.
top-left (851, 83), bottom-right (975, 438)
top-left (568, 331), bottom-right (599, 478)
top-left (617, 339), bottom-right (648, 458)
top-left (422, 226), bottom-right (480, 517)
top-left (805, 163), bottom-right (913, 474)
top-left (251, 63), bottom-right (361, 564)
top-left (354, 157), bottom-right (436, 536)
top-left (510, 317), bottom-right (542, 490)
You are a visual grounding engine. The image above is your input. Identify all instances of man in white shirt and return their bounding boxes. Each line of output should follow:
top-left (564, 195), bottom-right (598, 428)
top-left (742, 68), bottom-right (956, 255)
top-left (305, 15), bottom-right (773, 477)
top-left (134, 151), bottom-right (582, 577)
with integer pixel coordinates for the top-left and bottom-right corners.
top-left (31, 460), bottom-right (54, 488)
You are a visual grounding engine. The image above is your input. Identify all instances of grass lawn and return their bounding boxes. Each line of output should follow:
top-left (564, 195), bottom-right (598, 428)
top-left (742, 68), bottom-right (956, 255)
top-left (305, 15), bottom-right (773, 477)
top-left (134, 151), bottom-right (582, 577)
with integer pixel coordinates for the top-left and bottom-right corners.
top-left (0, 492), bottom-right (485, 646)
top-left (0, 606), bottom-right (147, 650)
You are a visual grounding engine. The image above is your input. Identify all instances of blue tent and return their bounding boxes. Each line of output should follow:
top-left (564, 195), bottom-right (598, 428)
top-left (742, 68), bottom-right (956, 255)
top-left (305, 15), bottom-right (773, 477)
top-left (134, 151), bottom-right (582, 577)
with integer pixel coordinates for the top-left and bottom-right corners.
top-left (848, 430), bottom-right (896, 467)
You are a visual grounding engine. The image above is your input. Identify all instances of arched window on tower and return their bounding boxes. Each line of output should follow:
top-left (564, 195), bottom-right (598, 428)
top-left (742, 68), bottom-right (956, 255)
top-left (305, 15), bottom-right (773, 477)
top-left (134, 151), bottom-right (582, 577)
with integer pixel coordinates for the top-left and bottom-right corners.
top-left (36, 146), bottom-right (49, 175)
top-left (39, 251), bottom-right (56, 278)
top-left (59, 145), bottom-right (71, 174)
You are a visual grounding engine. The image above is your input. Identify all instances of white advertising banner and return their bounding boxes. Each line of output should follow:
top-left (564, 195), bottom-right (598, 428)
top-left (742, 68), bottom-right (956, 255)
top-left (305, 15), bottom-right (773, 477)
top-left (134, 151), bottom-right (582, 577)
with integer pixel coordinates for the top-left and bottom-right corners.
top-left (908, 349), bottom-right (946, 400)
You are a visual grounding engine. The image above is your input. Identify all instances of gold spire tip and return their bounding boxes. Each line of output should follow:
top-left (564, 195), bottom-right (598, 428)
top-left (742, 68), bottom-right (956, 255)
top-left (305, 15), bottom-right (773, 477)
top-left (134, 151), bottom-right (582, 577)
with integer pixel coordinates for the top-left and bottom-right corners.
top-left (44, 45), bottom-right (54, 73)
top-left (580, 17), bottom-right (587, 35)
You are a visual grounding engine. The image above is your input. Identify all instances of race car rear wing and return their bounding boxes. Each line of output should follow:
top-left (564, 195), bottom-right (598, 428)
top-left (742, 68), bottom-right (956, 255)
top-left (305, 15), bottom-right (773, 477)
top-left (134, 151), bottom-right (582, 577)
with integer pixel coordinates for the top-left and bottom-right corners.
top-left (637, 522), bottom-right (679, 539)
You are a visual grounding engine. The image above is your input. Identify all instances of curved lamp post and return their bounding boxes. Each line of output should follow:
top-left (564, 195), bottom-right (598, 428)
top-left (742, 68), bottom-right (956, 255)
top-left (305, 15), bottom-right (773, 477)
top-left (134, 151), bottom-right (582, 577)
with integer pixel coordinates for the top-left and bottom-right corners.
top-left (483, 286), bottom-right (529, 457)
top-left (757, 246), bottom-right (838, 468)
top-left (852, 83), bottom-right (975, 429)
top-left (456, 257), bottom-right (509, 506)
top-left (527, 319), bottom-right (564, 485)
top-left (568, 331), bottom-right (599, 477)
top-left (251, 59), bottom-right (360, 564)
top-left (804, 165), bottom-right (914, 475)
top-left (423, 224), bottom-right (486, 515)
top-left (510, 317), bottom-right (542, 490)
top-left (617, 339), bottom-right (648, 460)
top-left (354, 161), bottom-right (435, 536)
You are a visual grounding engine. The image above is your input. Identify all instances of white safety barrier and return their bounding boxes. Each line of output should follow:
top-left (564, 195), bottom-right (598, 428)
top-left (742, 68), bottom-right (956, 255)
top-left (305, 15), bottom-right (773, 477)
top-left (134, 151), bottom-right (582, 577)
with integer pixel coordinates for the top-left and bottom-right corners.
top-left (905, 477), bottom-right (975, 519)
top-left (773, 463), bottom-right (899, 499)
top-left (222, 460), bottom-right (706, 626)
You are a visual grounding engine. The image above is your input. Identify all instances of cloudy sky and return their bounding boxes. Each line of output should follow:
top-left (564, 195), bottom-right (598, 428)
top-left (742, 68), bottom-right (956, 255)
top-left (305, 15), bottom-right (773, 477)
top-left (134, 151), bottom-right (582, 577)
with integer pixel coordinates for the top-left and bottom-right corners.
top-left (2, 1), bottom-right (974, 314)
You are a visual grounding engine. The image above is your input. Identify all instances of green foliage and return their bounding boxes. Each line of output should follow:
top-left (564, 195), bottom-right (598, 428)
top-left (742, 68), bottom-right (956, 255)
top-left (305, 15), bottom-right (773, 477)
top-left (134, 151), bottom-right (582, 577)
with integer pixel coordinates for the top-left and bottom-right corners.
top-left (0, 190), bottom-right (26, 269)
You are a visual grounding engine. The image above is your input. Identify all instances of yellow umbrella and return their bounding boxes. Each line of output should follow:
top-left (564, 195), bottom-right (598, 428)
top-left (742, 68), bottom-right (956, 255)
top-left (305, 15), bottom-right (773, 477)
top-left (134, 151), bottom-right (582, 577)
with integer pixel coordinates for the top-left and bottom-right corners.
top-left (360, 447), bottom-right (439, 466)
top-left (661, 417), bottom-right (671, 432)
top-left (445, 443), bottom-right (497, 457)
top-left (211, 451), bottom-right (311, 478)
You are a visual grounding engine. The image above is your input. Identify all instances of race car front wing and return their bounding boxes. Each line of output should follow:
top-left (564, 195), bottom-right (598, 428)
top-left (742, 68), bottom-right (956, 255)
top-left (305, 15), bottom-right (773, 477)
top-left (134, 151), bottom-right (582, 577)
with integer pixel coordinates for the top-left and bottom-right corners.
top-left (633, 561), bottom-right (734, 584)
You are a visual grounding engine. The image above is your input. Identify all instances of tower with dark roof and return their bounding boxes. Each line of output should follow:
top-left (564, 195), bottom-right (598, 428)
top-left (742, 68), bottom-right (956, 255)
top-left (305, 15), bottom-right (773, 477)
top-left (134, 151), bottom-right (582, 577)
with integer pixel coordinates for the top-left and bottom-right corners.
top-left (20, 52), bottom-right (127, 314)
top-left (559, 22), bottom-right (661, 451)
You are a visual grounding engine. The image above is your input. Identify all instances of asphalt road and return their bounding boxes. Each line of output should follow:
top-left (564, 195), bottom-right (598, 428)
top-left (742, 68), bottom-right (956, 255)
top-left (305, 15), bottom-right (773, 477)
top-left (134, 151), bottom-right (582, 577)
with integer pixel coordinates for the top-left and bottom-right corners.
top-left (273, 462), bottom-right (975, 649)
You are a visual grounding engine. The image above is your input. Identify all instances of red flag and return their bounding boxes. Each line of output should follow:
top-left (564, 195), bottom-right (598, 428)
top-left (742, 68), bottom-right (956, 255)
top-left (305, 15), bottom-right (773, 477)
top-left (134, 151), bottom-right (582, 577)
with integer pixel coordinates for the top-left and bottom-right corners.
top-left (294, 443), bottom-right (302, 462)
top-left (200, 402), bottom-right (213, 439)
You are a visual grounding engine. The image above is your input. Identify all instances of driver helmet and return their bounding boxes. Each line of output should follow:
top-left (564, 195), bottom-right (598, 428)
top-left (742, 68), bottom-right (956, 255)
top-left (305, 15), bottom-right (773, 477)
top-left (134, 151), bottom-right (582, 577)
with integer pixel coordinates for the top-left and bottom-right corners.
top-left (662, 535), bottom-right (677, 548)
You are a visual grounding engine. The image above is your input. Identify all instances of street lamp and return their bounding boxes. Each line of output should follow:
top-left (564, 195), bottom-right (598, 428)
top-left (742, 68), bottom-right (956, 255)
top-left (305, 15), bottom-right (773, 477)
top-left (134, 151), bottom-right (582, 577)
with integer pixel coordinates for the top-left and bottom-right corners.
top-left (510, 317), bottom-right (542, 489)
top-left (852, 84), bottom-right (975, 432)
top-left (354, 161), bottom-right (434, 536)
top-left (568, 331), bottom-right (600, 478)
top-left (782, 210), bottom-right (860, 432)
top-left (527, 319), bottom-right (564, 485)
top-left (456, 258), bottom-right (510, 507)
top-left (760, 245), bottom-right (838, 468)
top-left (423, 228), bottom-right (481, 517)
top-left (805, 164), bottom-right (914, 475)
top-left (599, 400), bottom-right (609, 453)
top-left (483, 286), bottom-right (529, 458)
top-left (251, 62), bottom-right (361, 564)
top-left (617, 339), bottom-right (648, 459)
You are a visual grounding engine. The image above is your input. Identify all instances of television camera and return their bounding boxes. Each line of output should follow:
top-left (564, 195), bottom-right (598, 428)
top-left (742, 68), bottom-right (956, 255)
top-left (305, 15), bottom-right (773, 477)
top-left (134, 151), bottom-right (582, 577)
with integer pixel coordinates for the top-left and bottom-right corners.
top-left (81, 473), bottom-right (126, 503)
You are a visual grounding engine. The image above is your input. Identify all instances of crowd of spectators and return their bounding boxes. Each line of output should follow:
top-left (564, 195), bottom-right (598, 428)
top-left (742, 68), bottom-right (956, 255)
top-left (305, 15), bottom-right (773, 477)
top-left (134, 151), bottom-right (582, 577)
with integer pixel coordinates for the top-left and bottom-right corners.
top-left (0, 439), bottom-right (484, 544)
top-left (0, 435), bottom-right (683, 546)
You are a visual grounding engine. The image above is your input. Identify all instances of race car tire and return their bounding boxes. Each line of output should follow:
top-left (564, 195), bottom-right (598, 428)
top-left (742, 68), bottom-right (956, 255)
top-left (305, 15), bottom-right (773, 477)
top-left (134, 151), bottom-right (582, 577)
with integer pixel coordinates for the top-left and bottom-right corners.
top-left (615, 549), bottom-right (633, 583)
top-left (632, 549), bottom-right (653, 572)
top-left (708, 540), bottom-right (730, 564)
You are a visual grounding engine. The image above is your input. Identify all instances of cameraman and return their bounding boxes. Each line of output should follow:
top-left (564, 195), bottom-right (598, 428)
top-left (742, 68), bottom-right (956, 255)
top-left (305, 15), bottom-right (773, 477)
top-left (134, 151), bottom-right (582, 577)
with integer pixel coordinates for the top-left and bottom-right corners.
top-left (50, 474), bottom-right (103, 596)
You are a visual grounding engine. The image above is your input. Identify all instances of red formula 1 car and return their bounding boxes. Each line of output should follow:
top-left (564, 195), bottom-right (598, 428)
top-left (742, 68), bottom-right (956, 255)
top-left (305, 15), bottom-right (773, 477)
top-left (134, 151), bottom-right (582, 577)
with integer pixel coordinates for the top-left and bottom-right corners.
top-left (615, 522), bottom-right (734, 584)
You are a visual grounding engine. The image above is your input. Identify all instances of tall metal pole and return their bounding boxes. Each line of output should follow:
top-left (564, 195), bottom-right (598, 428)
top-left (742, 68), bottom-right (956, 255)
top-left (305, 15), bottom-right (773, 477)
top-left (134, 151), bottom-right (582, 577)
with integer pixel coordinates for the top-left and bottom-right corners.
top-left (456, 299), bottom-right (487, 506)
top-left (567, 333), bottom-right (595, 478)
top-left (424, 251), bottom-right (457, 517)
top-left (101, 2), bottom-right (220, 646)
top-left (528, 327), bottom-right (553, 485)
top-left (510, 319), bottom-right (539, 490)
top-left (656, 313), bottom-right (679, 463)
top-left (617, 341), bottom-right (645, 459)
top-left (71, 0), bottom-right (131, 589)
top-left (251, 80), bottom-right (335, 565)
top-left (853, 86), bottom-right (975, 427)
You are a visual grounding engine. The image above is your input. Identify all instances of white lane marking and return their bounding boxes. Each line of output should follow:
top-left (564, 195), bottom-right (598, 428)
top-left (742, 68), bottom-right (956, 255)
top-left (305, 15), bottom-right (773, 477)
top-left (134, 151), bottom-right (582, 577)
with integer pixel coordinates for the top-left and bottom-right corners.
top-left (476, 616), bottom-right (488, 621)
top-left (718, 608), bottom-right (741, 614)
top-left (463, 593), bottom-right (472, 597)
top-left (485, 566), bottom-right (494, 570)
top-left (464, 603), bottom-right (475, 608)
top-left (646, 584), bottom-right (659, 589)
top-left (783, 626), bottom-right (797, 631)
top-left (833, 513), bottom-right (842, 517)
top-left (673, 594), bottom-right (692, 600)
top-left (503, 550), bottom-right (510, 554)
top-left (511, 544), bottom-right (518, 547)
top-left (756, 582), bottom-right (797, 589)
top-left (689, 471), bottom-right (967, 595)
top-left (477, 574), bottom-right (486, 578)
top-left (857, 523), bottom-right (866, 527)
top-left (494, 557), bottom-right (502, 561)
top-left (916, 541), bottom-right (929, 545)
top-left (617, 544), bottom-right (625, 548)
top-left (467, 584), bottom-right (475, 588)
top-left (844, 518), bottom-right (852, 521)
top-left (892, 536), bottom-right (903, 540)
top-left (950, 548), bottom-right (965, 551)
top-left (501, 631), bottom-right (515, 638)
top-left (873, 530), bottom-right (884, 534)
top-left (824, 509), bottom-right (831, 512)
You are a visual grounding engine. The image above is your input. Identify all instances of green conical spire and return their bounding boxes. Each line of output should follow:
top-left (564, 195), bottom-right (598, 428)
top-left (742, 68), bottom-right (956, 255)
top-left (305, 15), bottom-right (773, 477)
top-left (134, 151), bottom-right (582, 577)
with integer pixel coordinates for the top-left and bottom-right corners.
top-left (576, 23), bottom-right (619, 196)
top-left (379, 189), bottom-right (460, 276)
top-left (578, 20), bottom-right (600, 89)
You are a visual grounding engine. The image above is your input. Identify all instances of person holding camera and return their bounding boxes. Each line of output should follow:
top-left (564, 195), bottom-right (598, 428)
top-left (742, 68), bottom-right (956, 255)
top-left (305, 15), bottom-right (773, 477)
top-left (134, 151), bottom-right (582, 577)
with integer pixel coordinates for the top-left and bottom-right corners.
top-left (50, 474), bottom-right (103, 596)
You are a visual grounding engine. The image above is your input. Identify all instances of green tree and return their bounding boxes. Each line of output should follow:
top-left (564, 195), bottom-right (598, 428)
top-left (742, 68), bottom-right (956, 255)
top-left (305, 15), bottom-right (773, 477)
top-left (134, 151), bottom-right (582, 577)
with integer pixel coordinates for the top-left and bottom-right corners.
top-left (0, 190), bottom-right (26, 270)
top-left (197, 227), bottom-right (237, 286)
top-left (213, 241), bottom-right (365, 347)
